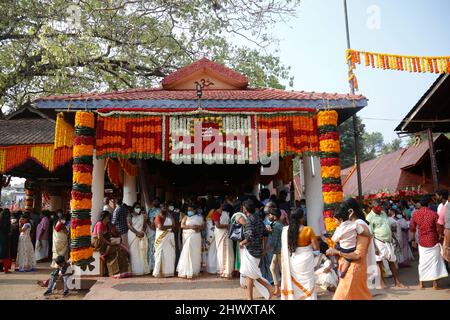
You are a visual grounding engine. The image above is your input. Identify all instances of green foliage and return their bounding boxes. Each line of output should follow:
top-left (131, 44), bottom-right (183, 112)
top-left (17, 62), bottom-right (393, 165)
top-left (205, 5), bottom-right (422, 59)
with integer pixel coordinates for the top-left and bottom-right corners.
top-left (0, 0), bottom-right (300, 113)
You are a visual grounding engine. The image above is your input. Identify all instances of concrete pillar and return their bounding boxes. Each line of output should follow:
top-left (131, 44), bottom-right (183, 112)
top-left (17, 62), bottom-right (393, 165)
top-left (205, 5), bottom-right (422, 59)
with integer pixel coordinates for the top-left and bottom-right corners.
top-left (303, 155), bottom-right (324, 236)
top-left (49, 196), bottom-right (62, 212)
top-left (123, 174), bottom-right (137, 206)
top-left (91, 150), bottom-right (105, 227)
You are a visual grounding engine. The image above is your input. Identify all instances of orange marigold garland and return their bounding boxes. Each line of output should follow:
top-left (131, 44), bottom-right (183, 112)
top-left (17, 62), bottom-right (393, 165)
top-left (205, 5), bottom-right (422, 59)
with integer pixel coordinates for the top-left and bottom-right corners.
top-left (317, 110), bottom-right (344, 240)
top-left (70, 111), bottom-right (95, 269)
top-left (25, 180), bottom-right (34, 212)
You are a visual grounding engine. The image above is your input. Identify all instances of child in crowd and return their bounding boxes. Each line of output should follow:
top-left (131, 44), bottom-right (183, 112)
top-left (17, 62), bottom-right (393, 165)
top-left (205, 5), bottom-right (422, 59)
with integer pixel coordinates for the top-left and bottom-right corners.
top-left (43, 255), bottom-right (74, 297)
top-left (314, 241), bottom-right (338, 292)
top-left (332, 213), bottom-right (369, 278)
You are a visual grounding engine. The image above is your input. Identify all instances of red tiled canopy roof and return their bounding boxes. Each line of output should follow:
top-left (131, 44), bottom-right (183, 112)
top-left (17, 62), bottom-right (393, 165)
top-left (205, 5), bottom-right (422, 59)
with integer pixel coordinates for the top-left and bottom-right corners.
top-left (37, 87), bottom-right (365, 102)
top-left (36, 58), bottom-right (366, 102)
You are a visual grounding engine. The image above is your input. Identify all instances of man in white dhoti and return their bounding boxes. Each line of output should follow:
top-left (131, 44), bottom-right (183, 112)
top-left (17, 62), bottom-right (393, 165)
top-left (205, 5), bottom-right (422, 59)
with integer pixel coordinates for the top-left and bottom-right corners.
top-left (238, 200), bottom-right (273, 300)
top-left (366, 199), bottom-right (405, 288)
top-left (410, 196), bottom-right (448, 289)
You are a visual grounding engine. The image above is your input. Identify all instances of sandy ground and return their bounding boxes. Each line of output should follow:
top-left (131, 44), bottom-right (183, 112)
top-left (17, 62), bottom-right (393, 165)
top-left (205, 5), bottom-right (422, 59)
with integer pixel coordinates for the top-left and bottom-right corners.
top-left (1, 259), bottom-right (449, 300)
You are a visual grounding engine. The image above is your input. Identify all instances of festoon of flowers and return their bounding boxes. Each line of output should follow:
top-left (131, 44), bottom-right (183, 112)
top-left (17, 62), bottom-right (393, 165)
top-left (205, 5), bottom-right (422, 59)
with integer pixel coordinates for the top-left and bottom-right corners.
top-left (317, 110), bottom-right (344, 243)
top-left (70, 111), bottom-right (95, 269)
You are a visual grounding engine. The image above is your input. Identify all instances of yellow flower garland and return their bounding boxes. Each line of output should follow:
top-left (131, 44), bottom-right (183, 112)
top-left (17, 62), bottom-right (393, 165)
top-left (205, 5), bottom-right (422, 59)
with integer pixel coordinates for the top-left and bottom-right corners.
top-left (324, 217), bottom-right (338, 232)
top-left (75, 112), bottom-right (95, 128)
top-left (71, 247), bottom-right (94, 261)
top-left (71, 198), bottom-right (92, 211)
top-left (71, 225), bottom-right (91, 238)
top-left (54, 113), bottom-right (75, 149)
top-left (323, 191), bottom-right (344, 204)
top-left (319, 139), bottom-right (340, 153)
top-left (73, 172), bottom-right (93, 185)
top-left (321, 165), bottom-right (341, 179)
top-left (317, 111), bottom-right (338, 127)
top-left (73, 144), bottom-right (94, 157)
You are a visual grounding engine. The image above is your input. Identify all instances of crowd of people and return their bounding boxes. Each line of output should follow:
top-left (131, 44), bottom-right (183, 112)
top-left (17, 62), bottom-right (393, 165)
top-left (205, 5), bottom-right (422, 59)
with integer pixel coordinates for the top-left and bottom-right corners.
top-left (0, 187), bottom-right (449, 300)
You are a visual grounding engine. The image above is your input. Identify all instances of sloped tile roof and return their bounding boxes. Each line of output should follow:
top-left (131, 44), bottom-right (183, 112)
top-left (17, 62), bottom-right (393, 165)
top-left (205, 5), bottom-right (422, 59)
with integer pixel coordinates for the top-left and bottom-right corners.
top-left (36, 87), bottom-right (366, 102)
top-left (0, 118), bottom-right (55, 146)
top-left (341, 135), bottom-right (447, 195)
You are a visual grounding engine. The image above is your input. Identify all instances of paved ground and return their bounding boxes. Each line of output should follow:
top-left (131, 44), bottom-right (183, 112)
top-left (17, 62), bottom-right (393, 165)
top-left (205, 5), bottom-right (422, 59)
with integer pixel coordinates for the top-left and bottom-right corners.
top-left (1, 259), bottom-right (449, 300)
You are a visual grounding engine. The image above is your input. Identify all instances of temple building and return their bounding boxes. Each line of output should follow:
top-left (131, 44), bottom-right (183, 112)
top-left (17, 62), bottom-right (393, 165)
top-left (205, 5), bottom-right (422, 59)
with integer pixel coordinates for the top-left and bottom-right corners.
top-left (1, 58), bottom-right (367, 270)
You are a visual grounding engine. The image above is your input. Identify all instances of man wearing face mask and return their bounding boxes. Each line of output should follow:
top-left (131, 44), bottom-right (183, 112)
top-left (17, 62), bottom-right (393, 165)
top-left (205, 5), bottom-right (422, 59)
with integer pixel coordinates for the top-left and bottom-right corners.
top-left (366, 199), bottom-right (405, 288)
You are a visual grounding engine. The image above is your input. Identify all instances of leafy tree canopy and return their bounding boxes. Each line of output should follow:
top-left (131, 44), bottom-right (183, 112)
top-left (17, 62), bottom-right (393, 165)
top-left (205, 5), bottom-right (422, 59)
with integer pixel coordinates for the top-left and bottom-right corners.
top-left (0, 0), bottom-right (299, 114)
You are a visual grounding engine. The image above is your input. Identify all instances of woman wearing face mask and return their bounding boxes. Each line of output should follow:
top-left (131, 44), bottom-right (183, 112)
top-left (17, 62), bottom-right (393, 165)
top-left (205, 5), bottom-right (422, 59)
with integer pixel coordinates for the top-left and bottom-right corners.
top-left (153, 204), bottom-right (176, 278)
top-left (127, 202), bottom-right (149, 276)
top-left (177, 204), bottom-right (205, 279)
top-left (213, 203), bottom-right (235, 279)
top-left (394, 211), bottom-right (414, 268)
top-left (50, 211), bottom-right (69, 268)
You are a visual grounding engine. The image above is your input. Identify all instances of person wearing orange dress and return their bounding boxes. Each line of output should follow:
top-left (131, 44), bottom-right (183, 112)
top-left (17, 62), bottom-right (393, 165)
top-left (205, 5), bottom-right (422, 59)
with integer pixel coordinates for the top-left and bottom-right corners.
top-left (327, 200), bottom-right (372, 300)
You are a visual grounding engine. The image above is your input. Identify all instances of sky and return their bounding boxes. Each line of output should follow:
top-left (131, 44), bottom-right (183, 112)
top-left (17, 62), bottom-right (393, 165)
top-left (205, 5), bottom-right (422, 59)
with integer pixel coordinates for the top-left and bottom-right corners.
top-left (270, 0), bottom-right (450, 143)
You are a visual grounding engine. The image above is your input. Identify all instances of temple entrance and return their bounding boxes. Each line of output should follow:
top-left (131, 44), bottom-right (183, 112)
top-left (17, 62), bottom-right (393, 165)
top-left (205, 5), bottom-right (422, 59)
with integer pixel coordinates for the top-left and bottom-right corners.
top-left (142, 159), bottom-right (261, 197)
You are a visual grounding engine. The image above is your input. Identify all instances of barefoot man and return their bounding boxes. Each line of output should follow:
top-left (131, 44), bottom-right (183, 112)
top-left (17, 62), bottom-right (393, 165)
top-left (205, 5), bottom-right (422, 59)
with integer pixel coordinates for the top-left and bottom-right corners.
top-left (366, 199), bottom-right (406, 288)
top-left (410, 196), bottom-right (448, 290)
top-left (239, 200), bottom-right (273, 300)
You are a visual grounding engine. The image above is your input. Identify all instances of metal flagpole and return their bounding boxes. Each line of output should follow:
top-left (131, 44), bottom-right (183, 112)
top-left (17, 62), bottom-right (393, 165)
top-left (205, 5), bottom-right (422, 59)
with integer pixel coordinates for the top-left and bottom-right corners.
top-left (343, 0), bottom-right (363, 205)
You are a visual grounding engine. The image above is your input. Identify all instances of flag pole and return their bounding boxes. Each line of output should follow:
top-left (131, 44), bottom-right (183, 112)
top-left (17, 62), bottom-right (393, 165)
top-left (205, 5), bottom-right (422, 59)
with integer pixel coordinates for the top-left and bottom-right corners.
top-left (343, 0), bottom-right (364, 205)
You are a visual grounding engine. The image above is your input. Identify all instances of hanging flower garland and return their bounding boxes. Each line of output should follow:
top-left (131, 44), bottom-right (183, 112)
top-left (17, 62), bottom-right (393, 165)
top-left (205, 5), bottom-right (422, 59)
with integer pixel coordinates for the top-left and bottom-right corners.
top-left (70, 111), bottom-right (95, 270)
top-left (53, 112), bottom-right (75, 169)
top-left (346, 49), bottom-right (450, 91)
top-left (317, 110), bottom-right (344, 241)
top-left (25, 180), bottom-right (34, 212)
top-left (347, 49), bottom-right (450, 74)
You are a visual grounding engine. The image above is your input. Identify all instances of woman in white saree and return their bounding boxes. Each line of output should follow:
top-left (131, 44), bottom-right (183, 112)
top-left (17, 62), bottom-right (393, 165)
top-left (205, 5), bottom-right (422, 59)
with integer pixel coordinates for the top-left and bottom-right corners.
top-left (281, 208), bottom-right (318, 300)
top-left (127, 203), bottom-right (149, 276)
top-left (213, 204), bottom-right (235, 278)
top-left (153, 204), bottom-right (176, 278)
top-left (177, 206), bottom-right (204, 279)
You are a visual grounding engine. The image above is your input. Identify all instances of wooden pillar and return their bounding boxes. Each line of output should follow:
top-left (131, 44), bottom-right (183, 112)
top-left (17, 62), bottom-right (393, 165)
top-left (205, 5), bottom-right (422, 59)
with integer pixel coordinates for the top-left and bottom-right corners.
top-left (427, 128), bottom-right (439, 191)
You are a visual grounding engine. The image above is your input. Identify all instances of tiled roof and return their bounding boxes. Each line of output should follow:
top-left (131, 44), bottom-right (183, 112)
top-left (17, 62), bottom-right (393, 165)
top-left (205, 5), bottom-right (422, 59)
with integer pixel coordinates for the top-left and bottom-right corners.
top-left (161, 58), bottom-right (249, 89)
top-left (0, 118), bottom-right (55, 146)
top-left (36, 87), bottom-right (366, 102)
top-left (341, 135), bottom-right (447, 196)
